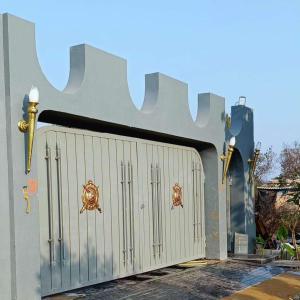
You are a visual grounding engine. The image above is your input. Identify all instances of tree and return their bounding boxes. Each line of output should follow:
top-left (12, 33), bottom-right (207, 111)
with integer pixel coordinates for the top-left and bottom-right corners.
top-left (278, 182), bottom-right (300, 260)
top-left (254, 147), bottom-right (277, 185)
top-left (255, 189), bottom-right (281, 239)
top-left (280, 142), bottom-right (300, 180)
top-left (279, 201), bottom-right (300, 260)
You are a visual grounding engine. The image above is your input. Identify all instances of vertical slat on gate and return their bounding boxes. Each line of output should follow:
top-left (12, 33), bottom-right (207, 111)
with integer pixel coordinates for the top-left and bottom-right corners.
top-left (93, 137), bottom-right (105, 280)
top-left (162, 146), bottom-right (171, 265)
top-left (193, 153), bottom-right (198, 254)
top-left (200, 159), bottom-right (205, 257)
top-left (188, 151), bottom-right (195, 257)
top-left (84, 135), bottom-right (97, 281)
top-left (174, 147), bottom-right (181, 260)
top-left (157, 146), bottom-right (165, 265)
top-left (137, 143), bottom-right (149, 271)
top-left (152, 145), bottom-right (158, 264)
top-left (109, 139), bottom-right (120, 277)
top-left (188, 150), bottom-right (193, 258)
top-left (46, 131), bottom-right (61, 290)
top-left (190, 152), bottom-right (195, 256)
top-left (168, 147), bottom-right (176, 261)
top-left (123, 141), bottom-right (131, 272)
top-left (75, 134), bottom-right (88, 283)
top-left (178, 148), bottom-right (184, 259)
top-left (65, 133), bottom-right (80, 287)
top-left (136, 143), bottom-right (144, 271)
top-left (199, 159), bottom-right (203, 256)
top-left (198, 156), bottom-right (203, 257)
top-left (146, 144), bottom-right (154, 267)
top-left (38, 132), bottom-right (51, 295)
top-left (182, 149), bottom-right (189, 258)
top-left (56, 132), bottom-right (71, 288)
top-left (115, 140), bottom-right (124, 274)
top-left (101, 138), bottom-right (113, 279)
top-left (195, 152), bottom-right (200, 255)
top-left (130, 141), bottom-right (139, 272)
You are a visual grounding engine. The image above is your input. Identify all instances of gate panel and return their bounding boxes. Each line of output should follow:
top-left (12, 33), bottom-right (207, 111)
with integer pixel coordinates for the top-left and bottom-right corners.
top-left (38, 126), bottom-right (205, 296)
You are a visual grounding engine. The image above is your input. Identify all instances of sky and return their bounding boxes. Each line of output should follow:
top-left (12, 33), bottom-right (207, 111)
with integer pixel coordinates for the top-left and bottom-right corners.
top-left (1, 1), bottom-right (299, 159)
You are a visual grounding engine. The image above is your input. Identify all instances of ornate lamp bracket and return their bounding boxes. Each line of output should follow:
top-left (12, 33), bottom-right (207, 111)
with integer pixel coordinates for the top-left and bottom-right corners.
top-left (18, 87), bottom-right (39, 174)
top-left (220, 137), bottom-right (236, 184)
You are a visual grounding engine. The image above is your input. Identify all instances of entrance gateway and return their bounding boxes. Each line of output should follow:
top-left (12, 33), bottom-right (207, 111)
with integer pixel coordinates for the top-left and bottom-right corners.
top-left (0, 14), bottom-right (257, 299)
top-left (38, 126), bottom-right (205, 296)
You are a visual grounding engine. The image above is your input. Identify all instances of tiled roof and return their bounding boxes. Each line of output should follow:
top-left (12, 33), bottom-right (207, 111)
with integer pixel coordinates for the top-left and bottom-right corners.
top-left (257, 179), bottom-right (300, 191)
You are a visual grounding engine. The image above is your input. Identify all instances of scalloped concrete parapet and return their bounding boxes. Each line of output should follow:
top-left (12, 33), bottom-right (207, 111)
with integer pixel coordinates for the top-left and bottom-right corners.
top-left (0, 14), bottom-right (226, 149)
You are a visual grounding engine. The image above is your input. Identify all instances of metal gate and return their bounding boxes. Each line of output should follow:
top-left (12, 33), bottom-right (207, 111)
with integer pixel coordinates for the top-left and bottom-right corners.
top-left (37, 126), bottom-right (205, 296)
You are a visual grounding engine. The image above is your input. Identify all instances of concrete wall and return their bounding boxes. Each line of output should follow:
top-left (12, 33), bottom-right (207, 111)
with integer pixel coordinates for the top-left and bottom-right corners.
top-left (0, 13), bottom-right (255, 299)
top-left (227, 105), bottom-right (256, 252)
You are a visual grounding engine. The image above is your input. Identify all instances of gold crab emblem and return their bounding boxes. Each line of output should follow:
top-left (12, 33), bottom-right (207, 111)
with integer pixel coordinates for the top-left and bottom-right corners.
top-left (80, 180), bottom-right (102, 214)
top-left (172, 183), bottom-right (183, 208)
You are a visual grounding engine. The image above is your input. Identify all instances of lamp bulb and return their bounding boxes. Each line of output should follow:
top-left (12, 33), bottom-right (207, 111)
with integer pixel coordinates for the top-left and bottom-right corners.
top-left (29, 86), bottom-right (39, 103)
top-left (255, 141), bottom-right (261, 151)
top-left (229, 136), bottom-right (236, 147)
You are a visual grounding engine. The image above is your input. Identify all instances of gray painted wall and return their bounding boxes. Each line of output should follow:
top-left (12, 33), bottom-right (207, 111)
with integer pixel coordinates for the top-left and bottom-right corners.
top-left (227, 105), bottom-right (256, 251)
top-left (0, 13), bottom-right (255, 299)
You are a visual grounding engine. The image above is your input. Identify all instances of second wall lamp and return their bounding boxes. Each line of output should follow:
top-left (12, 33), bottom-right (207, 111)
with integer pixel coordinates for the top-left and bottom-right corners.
top-left (221, 136), bottom-right (236, 184)
top-left (248, 141), bottom-right (261, 183)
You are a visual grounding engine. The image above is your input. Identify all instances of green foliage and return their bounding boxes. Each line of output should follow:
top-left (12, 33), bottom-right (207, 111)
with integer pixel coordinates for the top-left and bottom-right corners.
top-left (256, 235), bottom-right (265, 245)
top-left (276, 225), bottom-right (288, 242)
top-left (282, 243), bottom-right (296, 258)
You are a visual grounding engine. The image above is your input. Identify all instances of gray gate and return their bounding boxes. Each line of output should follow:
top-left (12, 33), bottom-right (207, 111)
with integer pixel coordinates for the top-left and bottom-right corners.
top-left (37, 126), bottom-right (205, 296)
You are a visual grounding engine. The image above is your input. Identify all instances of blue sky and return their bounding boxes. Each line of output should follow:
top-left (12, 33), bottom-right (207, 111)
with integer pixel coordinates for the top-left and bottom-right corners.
top-left (1, 1), bottom-right (299, 158)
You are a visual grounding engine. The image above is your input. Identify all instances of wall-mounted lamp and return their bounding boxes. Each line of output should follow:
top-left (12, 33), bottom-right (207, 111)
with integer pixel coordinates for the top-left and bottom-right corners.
top-left (220, 136), bottom-right (236, 184)
top-left (18, 86), bottom-right (39, 174)
top-left (248, 141), bottom-right (261, 183)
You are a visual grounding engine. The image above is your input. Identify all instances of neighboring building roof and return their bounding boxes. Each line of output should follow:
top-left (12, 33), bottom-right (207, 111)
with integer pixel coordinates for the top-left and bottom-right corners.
top-left (257, 179), bottom-right (300, 191)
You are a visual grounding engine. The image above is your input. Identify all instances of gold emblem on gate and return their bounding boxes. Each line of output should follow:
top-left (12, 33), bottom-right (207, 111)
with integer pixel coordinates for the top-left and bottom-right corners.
top-left (172, 183), bottom-right (183, 208)
top-left (80, 180), bottom-right (102, 214)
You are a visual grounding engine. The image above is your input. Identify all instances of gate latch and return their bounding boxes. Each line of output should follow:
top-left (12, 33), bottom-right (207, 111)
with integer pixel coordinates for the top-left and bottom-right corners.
top-left (22, 186), bottom-right (31, 214)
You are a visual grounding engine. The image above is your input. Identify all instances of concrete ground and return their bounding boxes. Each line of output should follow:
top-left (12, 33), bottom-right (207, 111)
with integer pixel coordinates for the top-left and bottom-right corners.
top-left (45, 260), bottom-right (298, 300)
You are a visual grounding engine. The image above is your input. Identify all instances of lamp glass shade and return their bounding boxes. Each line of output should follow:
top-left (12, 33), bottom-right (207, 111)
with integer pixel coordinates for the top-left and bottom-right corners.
top-left (238, 96), bottom-right (246, 106)
top-left (229, 136), bottom-right (236, 147)
top-left (255, 141), bottom-right (262, 151)
top-left (29, 86), bottom-right (39, 103)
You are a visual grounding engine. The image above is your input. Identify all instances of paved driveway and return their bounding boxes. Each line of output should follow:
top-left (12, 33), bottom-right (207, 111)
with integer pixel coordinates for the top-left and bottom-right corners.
top-left (45, 261), bottom-right (286, 300)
